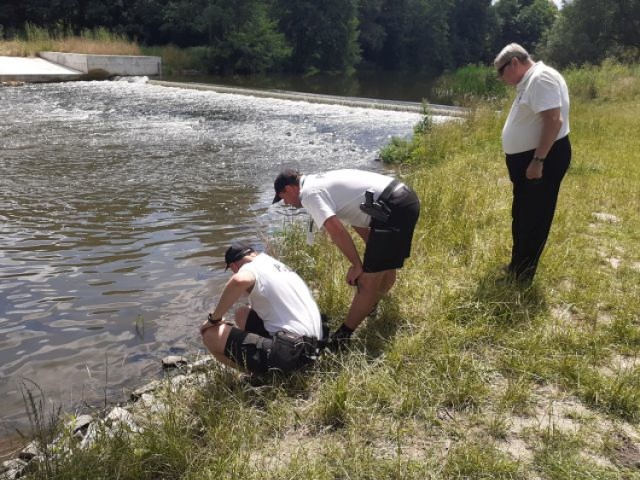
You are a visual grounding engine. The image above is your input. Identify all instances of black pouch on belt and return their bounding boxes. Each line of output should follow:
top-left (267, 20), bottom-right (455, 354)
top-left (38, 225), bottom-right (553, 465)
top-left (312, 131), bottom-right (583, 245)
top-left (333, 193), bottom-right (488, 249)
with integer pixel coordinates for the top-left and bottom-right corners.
top-left (359, 179), bottom-right (398, 224)
top-left (268, 331), bottom-right (315, 372)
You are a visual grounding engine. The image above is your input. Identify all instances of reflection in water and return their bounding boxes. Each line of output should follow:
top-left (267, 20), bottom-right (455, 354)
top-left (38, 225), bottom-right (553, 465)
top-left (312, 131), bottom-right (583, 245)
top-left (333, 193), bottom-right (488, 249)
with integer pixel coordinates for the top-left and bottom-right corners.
top-left (0, 78), bottom-right (422, 446)
top-left (165, 70), bottom-right (439, 103)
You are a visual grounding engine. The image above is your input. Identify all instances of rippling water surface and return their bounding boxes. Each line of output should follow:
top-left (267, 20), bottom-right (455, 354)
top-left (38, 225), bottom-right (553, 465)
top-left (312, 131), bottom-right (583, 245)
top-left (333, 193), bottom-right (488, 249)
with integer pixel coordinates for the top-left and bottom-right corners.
top-left (0, 78), bottom-right (421, 440)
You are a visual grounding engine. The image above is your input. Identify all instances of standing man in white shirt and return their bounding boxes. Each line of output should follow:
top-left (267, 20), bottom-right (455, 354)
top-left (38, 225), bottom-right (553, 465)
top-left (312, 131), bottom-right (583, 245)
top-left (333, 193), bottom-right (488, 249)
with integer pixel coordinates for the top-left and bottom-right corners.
top-left (495, 43), bottom-right (571, 284)
top-left (200, 242), bottom-right (324, 374)
top-left (272, 169), bottom-right (420, 348)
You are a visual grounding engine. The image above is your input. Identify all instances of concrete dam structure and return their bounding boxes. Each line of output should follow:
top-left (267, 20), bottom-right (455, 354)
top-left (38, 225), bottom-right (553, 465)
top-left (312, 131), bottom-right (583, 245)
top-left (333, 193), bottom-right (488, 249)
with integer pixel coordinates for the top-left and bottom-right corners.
top-left (0, 52), bottom-right (162, 82)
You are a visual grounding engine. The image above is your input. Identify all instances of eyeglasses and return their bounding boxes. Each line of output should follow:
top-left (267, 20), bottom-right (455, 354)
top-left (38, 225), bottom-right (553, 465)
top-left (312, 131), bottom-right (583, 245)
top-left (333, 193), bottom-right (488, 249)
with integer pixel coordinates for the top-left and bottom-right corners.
top-left (497, 58), bottom-right (512, 77)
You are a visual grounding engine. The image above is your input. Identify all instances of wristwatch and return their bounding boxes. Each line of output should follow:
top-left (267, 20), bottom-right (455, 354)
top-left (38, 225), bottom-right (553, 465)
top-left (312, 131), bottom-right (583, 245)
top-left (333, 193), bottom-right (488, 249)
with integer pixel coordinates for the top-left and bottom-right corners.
top-left (208, 313), bottom-right (222, 324)
top-left (533, 156), bottom-right (545, 164)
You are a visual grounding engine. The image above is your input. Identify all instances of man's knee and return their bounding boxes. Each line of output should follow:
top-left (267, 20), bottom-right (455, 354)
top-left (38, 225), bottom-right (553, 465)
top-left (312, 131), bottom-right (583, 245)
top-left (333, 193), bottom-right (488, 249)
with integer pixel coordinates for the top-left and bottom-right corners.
top-left (380, 269), bottom-right (397, 293)
top-left (384, 269), bottom-right (396, 283)
top-left (358, 271), bottom-right (385, 293)
top-left (202, 324), bottom-right (231, 356)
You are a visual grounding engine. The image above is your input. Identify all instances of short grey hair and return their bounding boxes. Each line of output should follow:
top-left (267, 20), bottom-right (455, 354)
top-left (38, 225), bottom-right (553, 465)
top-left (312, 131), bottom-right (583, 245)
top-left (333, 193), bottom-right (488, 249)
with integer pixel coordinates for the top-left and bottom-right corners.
top-left (493, 43), bottom-right (531, 68)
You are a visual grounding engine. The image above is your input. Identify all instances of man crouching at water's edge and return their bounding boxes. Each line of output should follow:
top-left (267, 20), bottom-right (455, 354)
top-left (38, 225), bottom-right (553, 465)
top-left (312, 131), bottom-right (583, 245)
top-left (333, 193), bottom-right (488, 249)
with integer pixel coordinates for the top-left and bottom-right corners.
top-left (273, 168), bottom-right (420, 350)
top-left (200, 243), bottom-right (324, 374)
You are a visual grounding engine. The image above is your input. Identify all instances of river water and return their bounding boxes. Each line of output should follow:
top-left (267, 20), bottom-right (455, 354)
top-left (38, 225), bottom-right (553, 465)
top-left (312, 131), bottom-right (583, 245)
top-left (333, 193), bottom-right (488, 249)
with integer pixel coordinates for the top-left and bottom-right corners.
top-left (164, 70), bottom-right (440, 103)
top-left (0, 77), bottom-right (424, 446)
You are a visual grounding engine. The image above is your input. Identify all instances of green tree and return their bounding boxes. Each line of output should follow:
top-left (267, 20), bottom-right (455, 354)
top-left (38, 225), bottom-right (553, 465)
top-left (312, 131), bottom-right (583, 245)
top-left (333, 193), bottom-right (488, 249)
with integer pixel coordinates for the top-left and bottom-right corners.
top-left (357, 0), bottom-right (386, 66)
top-left (371, 0), bottom-right (456, 73)
top-left (123, 0), bottom-right (172, 45)
top-left (160, 0), bottom-right (210, 46)
top-left (203, 0), bottom-right (291, 74)
top-left (0, 0), bottom-right (26, 36)
top-left (274, 0), bottom-right (360, 74)
top-left (448, 0), bottom-right (492, 66)
top-left (489, 0), bottom-right (557, 56)
top-left (610, 0), bottom-right (640, 48)
top-left (542, 0), bottom-right (640, 67)
top-left (155, 0), bottom-right (290, 73)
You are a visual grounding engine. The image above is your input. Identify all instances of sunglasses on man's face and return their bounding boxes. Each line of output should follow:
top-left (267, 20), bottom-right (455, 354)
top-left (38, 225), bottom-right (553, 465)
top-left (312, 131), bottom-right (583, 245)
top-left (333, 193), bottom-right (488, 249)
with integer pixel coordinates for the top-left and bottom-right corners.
top-left (497, 58), bottom-right (512, 77)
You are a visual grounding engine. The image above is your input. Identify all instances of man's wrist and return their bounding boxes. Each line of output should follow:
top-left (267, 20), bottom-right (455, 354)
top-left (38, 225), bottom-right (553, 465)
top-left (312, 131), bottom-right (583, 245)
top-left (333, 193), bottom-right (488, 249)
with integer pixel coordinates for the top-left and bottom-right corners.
top-left (207, 312), bottom-right (223, 324)
top-left (533, 156), bottom-right (545, 164)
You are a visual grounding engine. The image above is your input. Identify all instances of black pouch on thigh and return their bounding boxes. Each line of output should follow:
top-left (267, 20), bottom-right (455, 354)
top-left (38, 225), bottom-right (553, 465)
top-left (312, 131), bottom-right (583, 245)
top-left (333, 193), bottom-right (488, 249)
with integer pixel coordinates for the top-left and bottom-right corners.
top-left (268, 331), bottom-right (313, 372)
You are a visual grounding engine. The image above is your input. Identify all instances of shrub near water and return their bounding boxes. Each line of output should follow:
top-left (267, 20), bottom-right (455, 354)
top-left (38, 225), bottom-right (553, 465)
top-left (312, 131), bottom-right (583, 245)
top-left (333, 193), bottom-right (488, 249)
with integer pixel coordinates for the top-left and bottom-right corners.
top-left (23, 62), bottom-right (640, 479)
top-left (141, 45), bottom-right (207, 76)
top-left (430, 64), bottom-right (508, 107)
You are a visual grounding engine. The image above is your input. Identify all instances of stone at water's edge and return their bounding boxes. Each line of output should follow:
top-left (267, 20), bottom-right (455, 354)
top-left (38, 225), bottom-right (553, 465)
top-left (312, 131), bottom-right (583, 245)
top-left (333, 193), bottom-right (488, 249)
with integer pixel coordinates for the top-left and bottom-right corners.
top-left (17, 442), bottom-right (39, 462)
top-left (162, 355), bottom-right (189, 370)
top-left (68, 414), bottom-right (94, 435)
top-left (130, 379), bottom-right (162, 400)
top-left (1, 458), bottom-right (28, 479)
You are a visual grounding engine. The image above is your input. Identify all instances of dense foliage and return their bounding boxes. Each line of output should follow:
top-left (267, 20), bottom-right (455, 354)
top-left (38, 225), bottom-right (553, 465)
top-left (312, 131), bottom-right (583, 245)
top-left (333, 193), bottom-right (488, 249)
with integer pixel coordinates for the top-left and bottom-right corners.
top-left (540, 0), bottom-right (640, 67)
top-left (0, 1), bottom-right (638, 74)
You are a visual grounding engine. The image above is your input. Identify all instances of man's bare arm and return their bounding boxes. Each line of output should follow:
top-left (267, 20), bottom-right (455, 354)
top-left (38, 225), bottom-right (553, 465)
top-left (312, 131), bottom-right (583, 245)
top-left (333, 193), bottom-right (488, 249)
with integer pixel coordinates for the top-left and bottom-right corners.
top-left (323, 215), bottom-right (363, 285)
top-left (200, 270), bottom-right (255, 334)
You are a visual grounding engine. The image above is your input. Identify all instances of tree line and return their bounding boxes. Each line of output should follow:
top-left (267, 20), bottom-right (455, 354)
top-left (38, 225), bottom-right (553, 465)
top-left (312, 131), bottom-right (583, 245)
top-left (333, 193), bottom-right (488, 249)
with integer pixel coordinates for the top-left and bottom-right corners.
top-left (1, 0), bottom-right (638, 75)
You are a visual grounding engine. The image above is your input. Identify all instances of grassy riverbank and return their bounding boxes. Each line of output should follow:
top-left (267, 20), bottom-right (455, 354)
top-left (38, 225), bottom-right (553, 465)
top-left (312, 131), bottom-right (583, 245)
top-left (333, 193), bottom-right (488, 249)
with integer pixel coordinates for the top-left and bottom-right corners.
top-left (21, 63), bottom-right (640, 479)
top-left (0, 25), bottom-right (140, 57)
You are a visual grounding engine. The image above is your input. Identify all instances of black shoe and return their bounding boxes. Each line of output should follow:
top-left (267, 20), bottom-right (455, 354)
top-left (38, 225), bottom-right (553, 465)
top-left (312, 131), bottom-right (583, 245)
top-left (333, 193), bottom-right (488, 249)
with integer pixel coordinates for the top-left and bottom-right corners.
top-left (495, 262), bottom-right (515, 280)
top-left (496, 266), bottom-right (533, 287)
top-left (327, 330), bottom-right (352, 352)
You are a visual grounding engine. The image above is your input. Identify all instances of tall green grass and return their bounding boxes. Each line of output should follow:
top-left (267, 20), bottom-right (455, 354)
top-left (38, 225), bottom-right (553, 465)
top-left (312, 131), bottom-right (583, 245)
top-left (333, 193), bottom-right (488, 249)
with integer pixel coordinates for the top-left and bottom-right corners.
top-left (21, 61), bottom-right (640, 479)
top-left (0, 24), bottom-right (141, 57)
top-left (140, 45), bottom-right (208, 76)
top-left (430, 64), bottom-right (508, 107)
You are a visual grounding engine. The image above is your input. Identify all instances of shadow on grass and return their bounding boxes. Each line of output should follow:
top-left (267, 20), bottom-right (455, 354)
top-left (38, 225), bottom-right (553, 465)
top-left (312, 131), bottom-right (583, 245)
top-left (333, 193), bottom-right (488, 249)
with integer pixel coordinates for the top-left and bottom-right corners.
top-left (357, 296), bottom-right (404, 357)
top-left (448, 269), bottom-right (548, 329)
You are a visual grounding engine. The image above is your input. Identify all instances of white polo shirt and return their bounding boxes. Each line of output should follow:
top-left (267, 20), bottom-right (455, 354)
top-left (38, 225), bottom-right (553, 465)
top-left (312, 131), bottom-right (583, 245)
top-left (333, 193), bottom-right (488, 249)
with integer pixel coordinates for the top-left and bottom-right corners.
top-left (299, 169), bottom-right (393, 228)
top-left (502, 61), bottom-right (570, 155)
top-left (240, 253), bottom-right (322, 339)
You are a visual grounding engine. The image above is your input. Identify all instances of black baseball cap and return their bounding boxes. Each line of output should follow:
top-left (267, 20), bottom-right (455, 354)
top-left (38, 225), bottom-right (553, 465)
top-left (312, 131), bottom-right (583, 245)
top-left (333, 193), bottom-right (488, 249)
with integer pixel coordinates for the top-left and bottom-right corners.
top-left (224, 242), bottom-right (254, 271)
top-left (272, 169), bottom-right (300, 204)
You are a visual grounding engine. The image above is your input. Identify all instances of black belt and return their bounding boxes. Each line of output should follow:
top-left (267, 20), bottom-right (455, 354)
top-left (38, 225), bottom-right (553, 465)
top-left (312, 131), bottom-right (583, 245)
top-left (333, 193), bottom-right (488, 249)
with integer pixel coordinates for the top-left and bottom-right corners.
top-left (302, 335), bottom-right (319, 347)
top-left (378, 179), bottom-right (400, 204)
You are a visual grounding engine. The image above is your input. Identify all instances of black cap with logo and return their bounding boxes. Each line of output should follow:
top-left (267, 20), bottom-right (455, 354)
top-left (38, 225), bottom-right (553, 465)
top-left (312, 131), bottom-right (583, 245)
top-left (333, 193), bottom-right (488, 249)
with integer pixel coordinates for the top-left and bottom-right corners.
top-left (224, 243), bottom-right (254, 271)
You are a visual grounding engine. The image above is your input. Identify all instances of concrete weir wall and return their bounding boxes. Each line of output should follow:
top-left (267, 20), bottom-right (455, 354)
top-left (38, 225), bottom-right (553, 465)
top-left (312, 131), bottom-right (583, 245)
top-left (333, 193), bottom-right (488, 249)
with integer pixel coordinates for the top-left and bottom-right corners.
top-left (39, 52), bottom-right (162, 79)
top-left (0, 56), bottom-right (82, 82)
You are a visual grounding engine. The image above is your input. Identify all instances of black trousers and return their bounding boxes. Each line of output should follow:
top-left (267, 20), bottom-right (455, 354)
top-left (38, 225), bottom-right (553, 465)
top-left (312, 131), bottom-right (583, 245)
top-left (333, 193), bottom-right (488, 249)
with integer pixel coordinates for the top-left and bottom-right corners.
top-left (505, 135), bottom-right (571, 281)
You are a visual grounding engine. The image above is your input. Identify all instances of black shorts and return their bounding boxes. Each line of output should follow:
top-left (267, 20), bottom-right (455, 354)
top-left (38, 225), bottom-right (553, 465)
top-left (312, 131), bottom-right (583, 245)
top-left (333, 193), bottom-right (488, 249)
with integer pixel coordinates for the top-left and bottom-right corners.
top-left (362, 184), bottom-right (420, 273)
top-left (223, 310), bottom-right (318, 374)
top-left (224, 310), bottom-right (273, 374)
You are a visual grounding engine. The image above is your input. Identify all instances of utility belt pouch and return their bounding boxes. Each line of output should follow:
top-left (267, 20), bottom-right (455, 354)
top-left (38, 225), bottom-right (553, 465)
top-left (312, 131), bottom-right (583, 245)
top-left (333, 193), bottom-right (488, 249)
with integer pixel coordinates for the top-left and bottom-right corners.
top-left (268, 331), bottom-right (314, 372)
top-left (360, 189), bottom-right (391, 223)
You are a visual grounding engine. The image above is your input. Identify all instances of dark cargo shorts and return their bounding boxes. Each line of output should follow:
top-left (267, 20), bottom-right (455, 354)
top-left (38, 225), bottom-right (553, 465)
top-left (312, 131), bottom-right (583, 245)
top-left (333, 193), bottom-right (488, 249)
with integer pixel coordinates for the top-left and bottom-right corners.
top-left (223, 310), bottom-right (320, 374)
top-left (223, 310), bottom-right (273, 374)
top-left (363, 184), bottom-right (420, 273)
